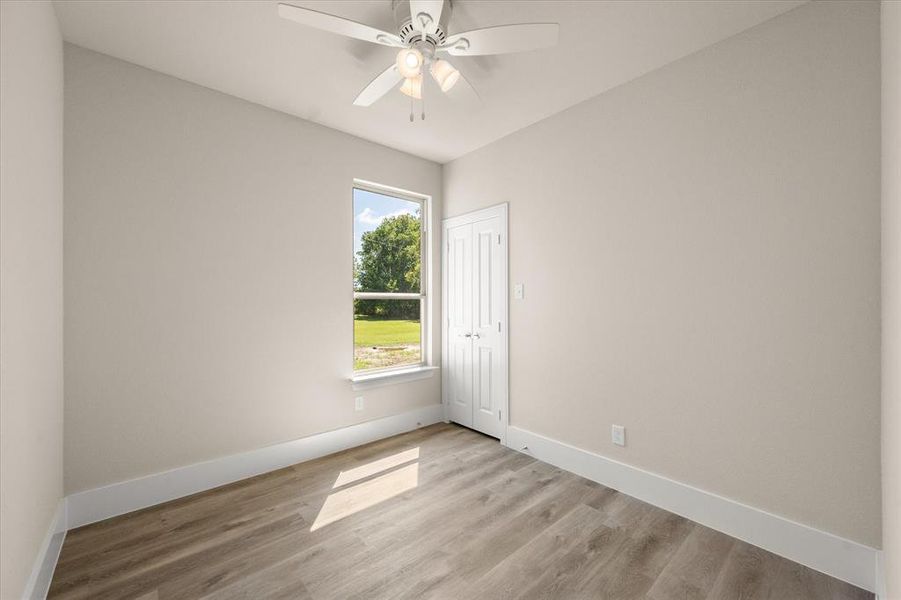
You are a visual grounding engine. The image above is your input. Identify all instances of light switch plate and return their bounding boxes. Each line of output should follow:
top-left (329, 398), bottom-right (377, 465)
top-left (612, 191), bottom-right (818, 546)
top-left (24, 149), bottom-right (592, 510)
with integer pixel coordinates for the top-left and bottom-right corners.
top-left (355, 396), bottom-right (364, 412)
top-left (514, 283), bottom-right (524, 300)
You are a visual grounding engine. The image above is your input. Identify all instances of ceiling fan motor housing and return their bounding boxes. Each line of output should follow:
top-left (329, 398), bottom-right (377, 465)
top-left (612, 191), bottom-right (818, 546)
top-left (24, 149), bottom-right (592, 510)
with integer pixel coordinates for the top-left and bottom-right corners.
top-left (392, 0), bottom-right (453, 48)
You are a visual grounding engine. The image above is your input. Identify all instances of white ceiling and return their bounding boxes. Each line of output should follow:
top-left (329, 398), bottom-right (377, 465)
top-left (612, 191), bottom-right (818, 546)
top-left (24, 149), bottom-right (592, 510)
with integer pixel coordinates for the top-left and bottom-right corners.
top-left (53, 0), bottom-right (805, 163)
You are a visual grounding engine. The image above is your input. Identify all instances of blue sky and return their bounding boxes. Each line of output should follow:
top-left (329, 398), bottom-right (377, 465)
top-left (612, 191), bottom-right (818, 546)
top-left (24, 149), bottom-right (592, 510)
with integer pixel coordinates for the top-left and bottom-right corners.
top-left (353, 188), bottom-right (420, 257)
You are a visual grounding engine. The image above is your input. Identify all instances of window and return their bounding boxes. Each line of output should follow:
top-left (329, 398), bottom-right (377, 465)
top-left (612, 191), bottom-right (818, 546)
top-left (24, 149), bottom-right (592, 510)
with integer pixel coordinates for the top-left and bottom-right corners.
top-left (353, 182), bottom-right (427, 374)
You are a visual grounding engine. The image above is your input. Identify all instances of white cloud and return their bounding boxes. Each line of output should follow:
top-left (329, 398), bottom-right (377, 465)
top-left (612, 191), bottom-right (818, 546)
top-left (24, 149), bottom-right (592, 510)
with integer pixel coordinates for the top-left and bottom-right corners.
top-left (356, 207), bottom-right (382, 225)
top-left (356, 207), bottom-right (417, 226)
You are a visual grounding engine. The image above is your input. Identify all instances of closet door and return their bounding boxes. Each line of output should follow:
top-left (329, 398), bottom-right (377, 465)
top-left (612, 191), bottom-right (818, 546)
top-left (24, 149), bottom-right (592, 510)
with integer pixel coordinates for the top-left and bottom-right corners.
top-left (471, 216), bottom-right (505, 439)
top-left (443, 204), bottom-right (508, 442)
top-left (446, 222), bottom-right (473, 428)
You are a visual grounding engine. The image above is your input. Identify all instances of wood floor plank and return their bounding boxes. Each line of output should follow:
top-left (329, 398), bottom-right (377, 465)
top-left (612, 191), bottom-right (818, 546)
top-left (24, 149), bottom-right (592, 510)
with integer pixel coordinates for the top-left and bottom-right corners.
top-left (516, 521), bottom-right (630, 600)
top-left (48, 423), bottom-right (874, 600)
top-left (646, 524), bottom-right (736, 600)
top-left (365, 465), bottom-right (587, 599)
top-left (568, 508), bottom-right (693, 600)
top-left (767, 557), bottom-right (875, 600)
top-left (568, 532), bottom-right (659, 600)
top-left (467, 503), bottom-right (611, 599)
top-left (705, 540), bottom-right (783, 600)
top-left (310, 455), bottom-right (548, 599)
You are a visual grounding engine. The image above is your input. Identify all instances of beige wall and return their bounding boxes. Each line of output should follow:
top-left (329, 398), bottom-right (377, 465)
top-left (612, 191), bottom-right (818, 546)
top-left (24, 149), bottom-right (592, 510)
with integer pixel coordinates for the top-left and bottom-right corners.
top-left (444, 0), bottom-right (881, 547)
top-left (883, 0), bottom-right (901, 595)
top-left (63, 45), bottom-right (442, 494)
top-left (0, 2), bottom-right (65, 598)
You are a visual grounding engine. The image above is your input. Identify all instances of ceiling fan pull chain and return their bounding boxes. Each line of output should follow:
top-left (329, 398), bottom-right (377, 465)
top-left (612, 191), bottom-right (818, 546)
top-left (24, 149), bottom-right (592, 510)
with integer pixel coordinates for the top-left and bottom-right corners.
top-left (410, 94), bottom-right (414, 123)
top-left (421, 83), bottom-right (426, 121)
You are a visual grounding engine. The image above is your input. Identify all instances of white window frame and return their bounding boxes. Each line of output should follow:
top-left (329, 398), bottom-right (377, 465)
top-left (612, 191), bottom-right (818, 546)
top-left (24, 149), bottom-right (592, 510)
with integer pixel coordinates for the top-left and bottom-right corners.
top-left (351, 179), bottom-right (434, 387)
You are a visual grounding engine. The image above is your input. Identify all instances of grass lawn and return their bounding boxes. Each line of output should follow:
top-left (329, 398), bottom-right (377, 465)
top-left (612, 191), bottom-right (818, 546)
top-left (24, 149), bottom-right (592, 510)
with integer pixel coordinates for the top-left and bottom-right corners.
top-left (354, 316), bottom-right (421, 371)
top-left (354, 316), bottom-right (420, 347)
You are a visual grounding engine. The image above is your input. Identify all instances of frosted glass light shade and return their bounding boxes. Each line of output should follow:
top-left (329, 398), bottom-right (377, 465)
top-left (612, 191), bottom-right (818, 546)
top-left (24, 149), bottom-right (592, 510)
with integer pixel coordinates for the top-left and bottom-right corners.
top-left (430, 59), bottom-right (460, 92)
top-left (396, 48), bottom-right (423, 78)
top-left (399, 75), bottom-right (423, 99)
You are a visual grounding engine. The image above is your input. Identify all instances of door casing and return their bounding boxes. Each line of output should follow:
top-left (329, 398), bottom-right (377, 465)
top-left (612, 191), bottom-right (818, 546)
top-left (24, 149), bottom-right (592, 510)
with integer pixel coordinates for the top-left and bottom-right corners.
top-left (441, 203), bottom-right (509, 445)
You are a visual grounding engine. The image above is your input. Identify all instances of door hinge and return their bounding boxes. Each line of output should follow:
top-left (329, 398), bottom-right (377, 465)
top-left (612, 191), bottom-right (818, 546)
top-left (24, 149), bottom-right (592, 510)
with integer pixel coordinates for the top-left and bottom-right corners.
top-left (496, 233), bottom-right (501, 245)
top-left (497, 321), bottom-right (501, 333)
top-left (498, 410), bottom-right (502, 421)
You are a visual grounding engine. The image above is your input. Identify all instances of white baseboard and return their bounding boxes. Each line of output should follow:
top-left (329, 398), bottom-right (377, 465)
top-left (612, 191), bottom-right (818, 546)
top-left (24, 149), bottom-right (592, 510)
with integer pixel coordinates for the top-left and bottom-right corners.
top-left (67, 404), bottom-right (444, 529)
top-left (505, 426), bottom-right (877, 593)
top-left (22, 499), bottom-right (67, 600)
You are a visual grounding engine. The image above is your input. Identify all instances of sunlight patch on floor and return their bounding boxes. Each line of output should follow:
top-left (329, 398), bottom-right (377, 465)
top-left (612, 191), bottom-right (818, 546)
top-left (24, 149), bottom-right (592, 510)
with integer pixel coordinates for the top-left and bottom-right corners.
top-left (333, 447), bottom-right (420, 488)
top-left (311, 449), bottom-right (420, 531)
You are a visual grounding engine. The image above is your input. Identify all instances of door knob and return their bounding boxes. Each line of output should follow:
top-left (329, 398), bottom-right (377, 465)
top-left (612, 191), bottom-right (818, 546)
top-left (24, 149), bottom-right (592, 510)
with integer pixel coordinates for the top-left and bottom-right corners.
top-left (463, 333), bottom-right (472, 338)
top-left (472, 333), bottom-right (481, 339)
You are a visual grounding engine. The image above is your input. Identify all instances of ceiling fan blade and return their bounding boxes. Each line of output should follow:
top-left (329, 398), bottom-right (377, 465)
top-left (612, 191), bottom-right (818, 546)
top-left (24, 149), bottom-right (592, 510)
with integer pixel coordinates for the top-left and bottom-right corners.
top-left (441, 23), bottom-right (559, 56)
top-left (353, 64), bottom-right (403, 107)
top-left (278, 3), bottom-right (403, 48)
top-left (409, 0), bottom-right (443, 35)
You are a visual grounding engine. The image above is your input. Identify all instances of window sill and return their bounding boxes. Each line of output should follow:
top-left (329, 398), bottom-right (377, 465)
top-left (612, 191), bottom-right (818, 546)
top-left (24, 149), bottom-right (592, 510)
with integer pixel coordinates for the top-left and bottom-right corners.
top-left (350, 365), bottom-right (439, 391)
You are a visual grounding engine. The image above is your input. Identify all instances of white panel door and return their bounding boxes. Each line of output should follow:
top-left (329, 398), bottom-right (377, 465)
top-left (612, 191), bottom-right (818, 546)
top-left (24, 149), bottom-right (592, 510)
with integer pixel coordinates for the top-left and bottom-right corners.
top-left (443, 205), bottom-right (507, 441)
top-left (471, 216), bottom-right (504, 439)
top-left (446, 222), bottom-right (473, 428)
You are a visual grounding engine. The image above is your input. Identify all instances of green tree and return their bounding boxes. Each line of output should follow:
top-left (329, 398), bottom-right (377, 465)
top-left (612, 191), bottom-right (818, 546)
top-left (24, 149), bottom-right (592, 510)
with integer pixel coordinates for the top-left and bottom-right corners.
top-left (355, 212), bottom-right (421, 319)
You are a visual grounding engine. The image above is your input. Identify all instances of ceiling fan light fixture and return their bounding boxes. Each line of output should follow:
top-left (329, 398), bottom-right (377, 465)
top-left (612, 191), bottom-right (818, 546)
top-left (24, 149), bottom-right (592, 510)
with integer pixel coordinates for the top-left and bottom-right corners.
top-left (396, 48), bottom-right (423, 78)
top-left (277, 2), bottom-right (560, 116)
top-left (430, 59), bottom-right (460, 92)
top-left (399, 75), bottom-right (423, 99)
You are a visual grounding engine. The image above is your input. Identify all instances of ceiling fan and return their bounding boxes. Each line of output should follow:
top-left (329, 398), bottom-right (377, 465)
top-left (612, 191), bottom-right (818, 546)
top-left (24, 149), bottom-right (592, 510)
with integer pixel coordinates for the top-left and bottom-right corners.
top-left (278, 0), bottom-right (559, 120)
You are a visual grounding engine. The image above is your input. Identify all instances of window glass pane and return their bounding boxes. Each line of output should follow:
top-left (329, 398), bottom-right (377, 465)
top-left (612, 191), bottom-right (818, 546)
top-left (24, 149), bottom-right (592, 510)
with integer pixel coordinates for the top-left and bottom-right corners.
top-left (354, 188), bottom-right (421, 294)
top-left (354, 299), bottom-right (421, 371)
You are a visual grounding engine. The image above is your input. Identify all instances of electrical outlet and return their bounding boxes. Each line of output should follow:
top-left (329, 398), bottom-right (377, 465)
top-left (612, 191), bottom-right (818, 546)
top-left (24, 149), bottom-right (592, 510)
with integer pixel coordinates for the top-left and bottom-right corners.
top-left (612, 424), bottom-right (626, 447)
top-left (514, 283), bottom-right (525, 300)
top-left (355, 396), bottom-right (364, 412)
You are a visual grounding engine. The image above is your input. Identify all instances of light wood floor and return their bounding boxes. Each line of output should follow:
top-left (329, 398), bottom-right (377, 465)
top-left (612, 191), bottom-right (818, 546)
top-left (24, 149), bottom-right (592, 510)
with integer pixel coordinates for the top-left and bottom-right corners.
top-left (49, 423), bottom-right (872, 600)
